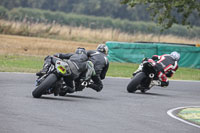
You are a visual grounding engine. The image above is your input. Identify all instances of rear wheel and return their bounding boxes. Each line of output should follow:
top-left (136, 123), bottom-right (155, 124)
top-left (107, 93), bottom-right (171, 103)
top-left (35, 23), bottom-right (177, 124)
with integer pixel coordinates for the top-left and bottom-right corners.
top-left (32, 73), bottom-right (58, 98)
top-left (127, 72), bottom-right (147, 93)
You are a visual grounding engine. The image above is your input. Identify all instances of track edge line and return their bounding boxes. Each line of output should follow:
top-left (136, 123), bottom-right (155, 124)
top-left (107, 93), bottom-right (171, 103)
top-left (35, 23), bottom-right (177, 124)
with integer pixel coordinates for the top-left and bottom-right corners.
top-left (167, 106), bottom-right (200, 129)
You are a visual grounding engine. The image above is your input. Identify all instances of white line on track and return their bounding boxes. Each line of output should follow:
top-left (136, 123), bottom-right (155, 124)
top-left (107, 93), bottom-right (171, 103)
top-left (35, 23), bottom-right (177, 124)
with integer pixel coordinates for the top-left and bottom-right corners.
top-left (167, 106), bottom-right (200, 129)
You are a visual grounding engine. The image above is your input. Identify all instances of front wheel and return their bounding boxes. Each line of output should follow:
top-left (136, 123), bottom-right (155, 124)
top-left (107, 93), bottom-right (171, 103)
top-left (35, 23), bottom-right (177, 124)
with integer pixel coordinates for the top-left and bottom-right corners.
top-left (127, 72), bottom-right (147, 93)
top-left (32, 73), bottom-right (58, 98)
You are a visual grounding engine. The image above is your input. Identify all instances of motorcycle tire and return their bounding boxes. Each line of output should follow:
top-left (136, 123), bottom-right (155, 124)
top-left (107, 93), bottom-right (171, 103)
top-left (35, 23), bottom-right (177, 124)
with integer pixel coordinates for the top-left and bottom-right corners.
top-left (32, 73), bottom-right (58, 98)
top-left (127, 72), bottom-right (147, 93)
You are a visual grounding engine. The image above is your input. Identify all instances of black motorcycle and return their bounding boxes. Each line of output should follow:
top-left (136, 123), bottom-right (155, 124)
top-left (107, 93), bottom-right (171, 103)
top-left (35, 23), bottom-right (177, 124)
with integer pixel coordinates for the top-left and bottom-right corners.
top-left (127, 58), bottom-right (161, 93)
top-left (58, 61), bottom-right (95, 96)
top-left (32, 57), bottom-right (95, 98)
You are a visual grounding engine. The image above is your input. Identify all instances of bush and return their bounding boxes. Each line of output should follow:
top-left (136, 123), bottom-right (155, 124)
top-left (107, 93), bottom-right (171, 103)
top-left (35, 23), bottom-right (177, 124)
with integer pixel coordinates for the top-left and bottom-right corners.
top-left (0, 6), bottom-right (8, 19)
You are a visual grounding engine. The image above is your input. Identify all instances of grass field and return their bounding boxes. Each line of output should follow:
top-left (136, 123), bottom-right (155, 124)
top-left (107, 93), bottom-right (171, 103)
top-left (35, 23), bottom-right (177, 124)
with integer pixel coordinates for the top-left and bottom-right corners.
top-left (0, 34), bottom-right (97, 56)
top-left (0, 54), bottom-right (199, 81)
top-left (0, 55), bottom-right (43, 73)
top-left (0, 34), bottom-right (199, 81)
top-left (1, 20), bottom-right (200, 44)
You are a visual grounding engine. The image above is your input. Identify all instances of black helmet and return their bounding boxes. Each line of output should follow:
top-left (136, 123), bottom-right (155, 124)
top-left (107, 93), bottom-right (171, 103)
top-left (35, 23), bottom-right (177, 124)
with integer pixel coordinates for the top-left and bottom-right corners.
top-left (75, 47), bottom-right (87, 54)
top-left (170, 51), bottom-right (180, 61)
top-left (97, 44), bottom-right (108, 55)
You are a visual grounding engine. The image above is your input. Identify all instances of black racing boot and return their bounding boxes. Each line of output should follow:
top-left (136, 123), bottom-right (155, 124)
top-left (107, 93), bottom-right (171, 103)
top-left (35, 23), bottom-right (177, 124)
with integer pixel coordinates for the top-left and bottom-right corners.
top-left (54, 88), bottom-right (60, 96)
top-left (87, 83), bottom-right (102, 92)
top-left (75, 81), bottom-right (85, 91)
top-left (66, 86), bottom-right (75, 93)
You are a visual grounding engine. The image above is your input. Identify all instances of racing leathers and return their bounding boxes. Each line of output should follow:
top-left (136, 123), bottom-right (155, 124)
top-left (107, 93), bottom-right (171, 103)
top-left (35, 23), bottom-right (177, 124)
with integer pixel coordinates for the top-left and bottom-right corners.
top-left (152, 54), bottom-right (179, 87)
top-left (36, 52), bottom-right (89, 93)
top-left (86, 50), bottom-right (109, 92)
top-left (55, 52), bottom-right (89, 92)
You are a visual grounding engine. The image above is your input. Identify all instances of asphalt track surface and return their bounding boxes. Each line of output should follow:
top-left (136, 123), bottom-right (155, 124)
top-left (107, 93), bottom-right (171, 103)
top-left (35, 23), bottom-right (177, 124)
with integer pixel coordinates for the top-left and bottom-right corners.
top-left (0, 72), bottom-right (200, 133)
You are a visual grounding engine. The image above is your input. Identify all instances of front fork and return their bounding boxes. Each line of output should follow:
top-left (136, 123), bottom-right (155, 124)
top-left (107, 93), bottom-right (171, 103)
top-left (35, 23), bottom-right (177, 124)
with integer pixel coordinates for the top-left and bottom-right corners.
top-left (35, 74), bottom-right (48, 86)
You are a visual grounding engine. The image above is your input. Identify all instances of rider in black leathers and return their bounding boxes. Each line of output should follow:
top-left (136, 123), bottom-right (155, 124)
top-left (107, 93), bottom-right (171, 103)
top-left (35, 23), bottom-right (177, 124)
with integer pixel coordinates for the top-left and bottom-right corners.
top-left (36, 45), bottom-right (109, 93)
top-left (36, 48), bottom-right (89, 93)
top-left (85, 44), bottom-right (109, 92)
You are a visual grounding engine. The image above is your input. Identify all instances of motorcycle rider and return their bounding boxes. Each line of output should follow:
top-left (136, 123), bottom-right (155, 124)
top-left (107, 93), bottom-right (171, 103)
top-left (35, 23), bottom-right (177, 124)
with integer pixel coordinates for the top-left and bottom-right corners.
top-left (76, 44), bottom-right (109, 92)
top-left (133, 51), bottom-right (180, 87)
top-left (36, 47), bottom-right (89, 93)
top-left (151, 51), bottom-right (180, 87)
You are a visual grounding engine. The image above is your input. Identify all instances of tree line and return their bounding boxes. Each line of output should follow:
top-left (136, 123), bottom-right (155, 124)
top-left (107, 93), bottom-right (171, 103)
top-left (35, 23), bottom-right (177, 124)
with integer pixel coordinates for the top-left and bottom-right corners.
top-left (1, 6), bottom-right (200, 39)
top-left (121, 0), bottom-right (200, 29)
top-left (0, 0), bottom-right (200, 27)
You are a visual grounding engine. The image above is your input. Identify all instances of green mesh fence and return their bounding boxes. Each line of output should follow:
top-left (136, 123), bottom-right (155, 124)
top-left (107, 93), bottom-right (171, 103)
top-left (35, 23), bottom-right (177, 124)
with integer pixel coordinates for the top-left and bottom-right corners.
top-left (106, 41), bottom-right (200, 68)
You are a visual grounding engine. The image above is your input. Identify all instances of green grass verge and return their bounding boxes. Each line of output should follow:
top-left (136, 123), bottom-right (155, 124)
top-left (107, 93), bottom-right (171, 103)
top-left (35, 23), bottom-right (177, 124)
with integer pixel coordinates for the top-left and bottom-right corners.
top-left (0, 55), bottom-right (44, 73)
top-left (0, 55), bottom-right (199, 81)
top-left (107, 62), bottom-right (200, 80)
top-left (178, 108), bottom-right (200, 125)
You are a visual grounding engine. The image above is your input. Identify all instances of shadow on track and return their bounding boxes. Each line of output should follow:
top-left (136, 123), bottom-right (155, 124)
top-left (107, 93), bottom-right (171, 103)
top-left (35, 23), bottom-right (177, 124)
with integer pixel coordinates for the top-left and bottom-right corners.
top-left (39, 96), bottom-right (78, 102)
top-left (63, 94), bottom-right (101, 100)
top-left (133, 92), bottom-right (171, 97)
top-left (33, 94), bottom-right (102, 101)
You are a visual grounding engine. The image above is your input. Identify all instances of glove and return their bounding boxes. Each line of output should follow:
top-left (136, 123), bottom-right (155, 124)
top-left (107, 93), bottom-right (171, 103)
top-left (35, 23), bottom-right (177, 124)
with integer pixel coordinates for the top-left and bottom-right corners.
top-left (142, 57), bottom-right (148, 62)
top-left (166, 71), bottom-right (173, 77)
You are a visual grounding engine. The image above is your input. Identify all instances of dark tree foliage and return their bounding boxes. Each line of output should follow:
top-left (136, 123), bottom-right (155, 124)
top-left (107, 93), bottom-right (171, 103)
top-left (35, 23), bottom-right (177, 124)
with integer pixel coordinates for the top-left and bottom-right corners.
top-left (0, 0), bottom-right (200, 27)
top-left (121, 0), bottom-right (200, 29)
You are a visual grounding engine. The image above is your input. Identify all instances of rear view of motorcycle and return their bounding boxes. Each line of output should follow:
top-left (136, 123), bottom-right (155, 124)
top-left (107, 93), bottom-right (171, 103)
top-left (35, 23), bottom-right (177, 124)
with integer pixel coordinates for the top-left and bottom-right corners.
top-left (32, 56), bottom-right (95, 98)
top-left (58, 61), bottom-right (95, 96)
top-left (32, 57), bottom-right (72, 98)
top-left (127, 58), bottom-right (161, 93)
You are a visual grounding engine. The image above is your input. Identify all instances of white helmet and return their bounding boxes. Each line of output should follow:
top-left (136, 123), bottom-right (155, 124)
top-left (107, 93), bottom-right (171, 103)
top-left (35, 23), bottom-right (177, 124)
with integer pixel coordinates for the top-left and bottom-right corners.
top-left (170, 51), bottom-right (180, 61)
top-left (97, 44), bottom-right (109, 55)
